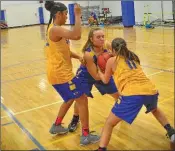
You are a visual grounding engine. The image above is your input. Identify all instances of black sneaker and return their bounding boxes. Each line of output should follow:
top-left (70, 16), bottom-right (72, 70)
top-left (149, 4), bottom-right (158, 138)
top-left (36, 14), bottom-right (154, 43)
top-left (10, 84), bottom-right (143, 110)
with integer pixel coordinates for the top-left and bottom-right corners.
top-left (68, 120), bottom-right (79, 132)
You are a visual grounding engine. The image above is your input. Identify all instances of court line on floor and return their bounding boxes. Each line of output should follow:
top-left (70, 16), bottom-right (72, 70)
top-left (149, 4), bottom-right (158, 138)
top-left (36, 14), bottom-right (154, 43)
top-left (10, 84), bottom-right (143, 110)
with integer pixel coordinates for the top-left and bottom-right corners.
top-left (1, 66), bottom-right (78, 84)
top-left (0, 102), bottom-right (46, 151)
top-left (1, 39), bottom-right (173, 70)
top-left (1, 121), bottom-right (14, 127)
top-left (143, 67), bottom-right (174, 77)
top-left (10, 67), bottom-right (46, 76)
top-left (1, 67), bottom-right (173, 119)
top-left (146, 67), bottom-right (174, 76)
top-left (127, 40), bottom-right (174, 47)
top-left (8, 100), bottom-right (64, 116)
top-left (2, 58), bottom-right (45, 70)
top-left (142, 65), bottom-right (174, 73)
top-left (0, 90), bottom-right (98, 119)
top-left (1, 96), bottom-right (4, 103)
top-left (1, 72), bottom-right (46, 84)
top-left (1, 66), bottom-right (174, 85)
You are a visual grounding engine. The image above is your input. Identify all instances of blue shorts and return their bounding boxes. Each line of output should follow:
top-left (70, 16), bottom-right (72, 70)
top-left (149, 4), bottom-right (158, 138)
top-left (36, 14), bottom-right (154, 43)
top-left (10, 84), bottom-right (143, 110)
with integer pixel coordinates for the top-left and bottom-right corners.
top-left (76, 65), bottom-right (118, 98)
top-left (94, 78), bottom-right (118, 95)
top-left (78, 77), bottom-right (118, 98)
top-left (112, 93), bottom-right (159, 124)
top-left (52, 77), bottom-right (85, 102)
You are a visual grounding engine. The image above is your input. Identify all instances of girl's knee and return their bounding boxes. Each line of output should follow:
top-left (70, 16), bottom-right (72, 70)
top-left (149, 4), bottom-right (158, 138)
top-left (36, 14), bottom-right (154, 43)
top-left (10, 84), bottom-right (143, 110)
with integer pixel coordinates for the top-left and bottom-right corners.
top-left (106, 112), bottom-right (121, 127)
top-left (106, 119), bottom-right (117, 127)
top-left (65, 99), bottom-right (74, 106)
top-left (151, 107), bottom-right (158, 113)
top-left (75, 94), bottom-right (88, 104)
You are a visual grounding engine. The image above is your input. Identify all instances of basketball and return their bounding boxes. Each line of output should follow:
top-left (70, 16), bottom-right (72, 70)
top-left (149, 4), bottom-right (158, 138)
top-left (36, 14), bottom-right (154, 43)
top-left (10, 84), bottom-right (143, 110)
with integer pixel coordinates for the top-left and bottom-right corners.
top-left (97, 52), bottom-right (113, 72)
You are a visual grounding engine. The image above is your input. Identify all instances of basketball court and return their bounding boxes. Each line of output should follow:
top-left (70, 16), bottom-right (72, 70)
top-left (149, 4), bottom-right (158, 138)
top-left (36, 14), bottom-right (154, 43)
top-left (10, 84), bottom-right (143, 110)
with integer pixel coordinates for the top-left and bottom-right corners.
top-left (1, 1), bottom-right (174, 150)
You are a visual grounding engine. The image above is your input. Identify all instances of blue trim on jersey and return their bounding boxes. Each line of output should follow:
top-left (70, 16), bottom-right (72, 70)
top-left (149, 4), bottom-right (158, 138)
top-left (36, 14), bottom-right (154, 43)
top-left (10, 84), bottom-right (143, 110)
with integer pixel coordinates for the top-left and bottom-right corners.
top-left (126, 60), bottom-right (133, 69)
top-left (131, 60), bottom-right (137, 69)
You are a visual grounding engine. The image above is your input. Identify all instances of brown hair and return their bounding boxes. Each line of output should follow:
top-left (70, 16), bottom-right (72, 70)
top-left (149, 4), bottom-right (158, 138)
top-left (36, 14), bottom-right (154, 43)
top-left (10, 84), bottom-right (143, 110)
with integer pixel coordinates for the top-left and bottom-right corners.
top-left (111, 37), bottom-right (140, 64)
top-left (45, 1), bottom-right (67, 31)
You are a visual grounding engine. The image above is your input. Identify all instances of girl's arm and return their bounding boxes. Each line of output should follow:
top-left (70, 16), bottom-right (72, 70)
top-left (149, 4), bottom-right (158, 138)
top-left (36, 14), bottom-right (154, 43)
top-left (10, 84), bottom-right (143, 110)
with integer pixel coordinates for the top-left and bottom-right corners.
top-left (84, 52), bottom-right (101, 80)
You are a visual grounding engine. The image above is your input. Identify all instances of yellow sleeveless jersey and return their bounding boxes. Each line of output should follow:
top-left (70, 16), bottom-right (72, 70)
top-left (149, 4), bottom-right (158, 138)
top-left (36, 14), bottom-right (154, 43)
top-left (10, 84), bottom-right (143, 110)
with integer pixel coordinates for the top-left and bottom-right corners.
top-left (113, 56), bottom-right (158, 96)
top-left (45, 24), bottom-right (74, 84)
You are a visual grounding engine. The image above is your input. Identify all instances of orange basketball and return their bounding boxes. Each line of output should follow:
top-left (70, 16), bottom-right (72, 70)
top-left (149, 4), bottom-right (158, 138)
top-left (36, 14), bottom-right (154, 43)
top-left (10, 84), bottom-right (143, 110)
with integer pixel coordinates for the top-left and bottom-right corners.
top-left (97, 52), bottom-right (113, 72)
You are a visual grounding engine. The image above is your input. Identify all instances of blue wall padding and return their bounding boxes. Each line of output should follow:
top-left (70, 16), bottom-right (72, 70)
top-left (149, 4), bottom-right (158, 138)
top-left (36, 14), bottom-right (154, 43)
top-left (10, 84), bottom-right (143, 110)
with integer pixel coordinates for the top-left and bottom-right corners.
top-left (121, 1), bottom-right (135, 27)
top-left (38, 7), bottom-right (44, 24)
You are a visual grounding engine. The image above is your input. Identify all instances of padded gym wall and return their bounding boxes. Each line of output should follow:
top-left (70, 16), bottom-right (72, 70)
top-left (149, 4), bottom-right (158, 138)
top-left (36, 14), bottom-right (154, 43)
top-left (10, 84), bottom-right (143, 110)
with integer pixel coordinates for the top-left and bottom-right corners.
top-left (121, 0), bottom-right (135, 27)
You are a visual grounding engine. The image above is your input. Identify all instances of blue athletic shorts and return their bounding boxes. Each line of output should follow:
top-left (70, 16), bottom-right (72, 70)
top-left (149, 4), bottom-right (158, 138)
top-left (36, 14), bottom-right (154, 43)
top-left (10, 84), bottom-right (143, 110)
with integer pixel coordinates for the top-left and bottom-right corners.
top-left (52, 77), bottom-right (85, 102)
top-left (77, 77), bottom-right (118, 98)
top-left (76, 66), bottom-right (118, 98)
top-left (112, 93), bottom-right (159, 124)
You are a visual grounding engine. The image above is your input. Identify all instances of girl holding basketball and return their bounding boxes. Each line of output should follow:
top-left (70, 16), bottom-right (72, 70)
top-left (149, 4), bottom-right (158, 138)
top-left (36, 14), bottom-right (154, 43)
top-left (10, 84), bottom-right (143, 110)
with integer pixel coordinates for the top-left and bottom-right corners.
top-left (68, 28), bottom-right (120, 132)
top-left (96, 37), bottom-right (175, 150)
top-left (44, 1), bottom-right (100, 145)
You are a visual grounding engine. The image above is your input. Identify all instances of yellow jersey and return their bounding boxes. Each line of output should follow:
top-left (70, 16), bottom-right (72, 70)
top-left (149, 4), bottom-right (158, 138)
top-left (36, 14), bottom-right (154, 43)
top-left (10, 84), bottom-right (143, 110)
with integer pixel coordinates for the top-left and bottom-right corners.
top-left (45, 24), bottom-right (74, 84)
top-left (113, 56), bottom-right (157, 96)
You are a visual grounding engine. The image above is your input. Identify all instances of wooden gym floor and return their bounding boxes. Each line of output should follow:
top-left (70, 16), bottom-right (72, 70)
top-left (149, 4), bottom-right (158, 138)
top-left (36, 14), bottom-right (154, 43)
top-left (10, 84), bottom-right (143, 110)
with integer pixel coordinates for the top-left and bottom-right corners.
top-left (1, 25), bottom-right (174, 150)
